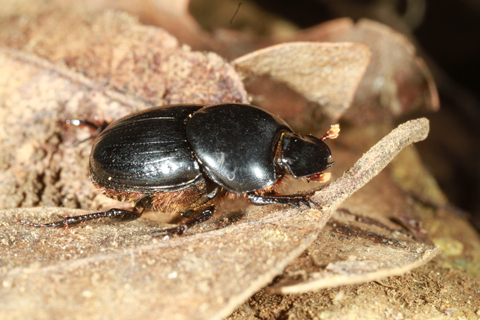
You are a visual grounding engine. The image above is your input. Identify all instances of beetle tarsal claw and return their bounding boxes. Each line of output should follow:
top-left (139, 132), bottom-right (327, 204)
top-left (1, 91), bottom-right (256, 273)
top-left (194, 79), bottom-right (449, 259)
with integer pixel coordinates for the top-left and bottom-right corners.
top-left (149, 224), bottom-right (187, 237)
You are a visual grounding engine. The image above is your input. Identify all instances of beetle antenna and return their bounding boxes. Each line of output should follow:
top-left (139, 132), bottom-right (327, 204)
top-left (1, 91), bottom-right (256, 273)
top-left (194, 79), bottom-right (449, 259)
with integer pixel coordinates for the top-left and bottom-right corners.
top-left (230, 2), bottom-right (242, 25)
top-left (65, 119), bottom-right (109, 146)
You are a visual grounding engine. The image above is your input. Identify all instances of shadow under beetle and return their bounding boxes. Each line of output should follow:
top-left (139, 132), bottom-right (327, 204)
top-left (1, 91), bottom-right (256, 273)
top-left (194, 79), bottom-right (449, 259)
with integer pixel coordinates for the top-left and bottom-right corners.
top-left (21, 103), bottom-right (339, 237)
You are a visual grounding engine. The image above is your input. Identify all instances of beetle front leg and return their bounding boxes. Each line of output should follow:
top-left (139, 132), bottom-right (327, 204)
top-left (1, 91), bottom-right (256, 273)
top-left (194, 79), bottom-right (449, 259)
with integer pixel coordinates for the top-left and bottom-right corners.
top-left (19, 197), bottom-right (150, 229)
top-left (247, 193), bottom-right (316, 208)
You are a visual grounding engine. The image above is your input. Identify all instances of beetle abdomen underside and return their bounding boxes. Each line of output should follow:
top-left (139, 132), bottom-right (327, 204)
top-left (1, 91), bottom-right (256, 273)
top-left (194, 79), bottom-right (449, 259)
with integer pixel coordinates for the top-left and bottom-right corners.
top-left (90, 105), bottom-right (204, 192)
top-left (186, 104), bottom-right (292, 193)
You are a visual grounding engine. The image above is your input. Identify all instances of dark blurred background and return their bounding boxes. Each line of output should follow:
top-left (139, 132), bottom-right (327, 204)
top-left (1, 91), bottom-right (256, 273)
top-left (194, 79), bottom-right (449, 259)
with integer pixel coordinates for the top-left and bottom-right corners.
top-left (194, 0), bottom-right (480, 230)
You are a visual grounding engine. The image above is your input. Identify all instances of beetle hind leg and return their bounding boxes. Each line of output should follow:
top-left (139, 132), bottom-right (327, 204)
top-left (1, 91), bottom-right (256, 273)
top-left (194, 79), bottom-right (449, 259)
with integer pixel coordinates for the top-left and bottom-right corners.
top-left (18, 197), bottom-right (150, 229)
top-left (150, 205), bottom-right (215, 237)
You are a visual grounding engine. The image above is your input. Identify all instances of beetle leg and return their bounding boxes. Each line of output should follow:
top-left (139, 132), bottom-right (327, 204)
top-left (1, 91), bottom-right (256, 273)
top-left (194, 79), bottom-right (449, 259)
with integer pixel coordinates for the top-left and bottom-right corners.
top-left (18, 197), bottom-right (150, 229)
top-left (247, 193), bottom-right (317, 208)
top-left (150, 205), bottom-right (215, 237)
top-left (65, 119), bottom-right (109, 132)
top-left (64, 119), bottom-right (109, 145)
top-left (18, 209), bottom-right (139, 229)
top-left (180, 186), bottom-right (221, 218)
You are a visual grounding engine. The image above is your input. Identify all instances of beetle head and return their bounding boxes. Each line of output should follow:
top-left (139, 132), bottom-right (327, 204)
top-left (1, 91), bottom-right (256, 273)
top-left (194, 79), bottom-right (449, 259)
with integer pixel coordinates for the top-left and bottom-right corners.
top-left (279, 132), bottom-right (334, 178)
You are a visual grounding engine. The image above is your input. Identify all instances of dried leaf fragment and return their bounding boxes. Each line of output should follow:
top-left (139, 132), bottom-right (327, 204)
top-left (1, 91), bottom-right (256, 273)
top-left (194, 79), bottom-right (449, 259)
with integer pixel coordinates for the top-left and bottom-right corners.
top-left (0, 3), bottom-right (248, 106)
top-left (298, 18), bottom-right (439, 122)
top-left (0, 2), bottom-right (438, 319)
top-left (268, 170), bottom-right (440, 294)
top-left (232, 42), bottom-right (371, 120)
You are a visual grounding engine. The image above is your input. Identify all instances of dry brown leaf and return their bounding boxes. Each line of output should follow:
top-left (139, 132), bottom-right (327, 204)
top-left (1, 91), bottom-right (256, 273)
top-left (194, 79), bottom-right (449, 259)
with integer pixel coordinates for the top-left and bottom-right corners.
top-left (216, 18), bottom-right (437, 123)
top-left (232, 42), bottom-right (371, 121)
top-left (1, 118), bottom-right (430, 320)
top-left (268, 166), bottom-right (439, 294)
top-left (10, 0), bottom-right (213, 50)
top-left (0, 1), bottom-right (247, 106)
top-left (268, 124), bottom-right (445, 295)
top-left (270, 219), bottom-right (439, 294)
top-left (297, 18), bottom-right (439, 123)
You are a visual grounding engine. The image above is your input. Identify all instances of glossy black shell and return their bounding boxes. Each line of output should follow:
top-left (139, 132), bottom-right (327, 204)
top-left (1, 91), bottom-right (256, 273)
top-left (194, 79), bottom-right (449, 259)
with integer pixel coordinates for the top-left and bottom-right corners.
top-left (186, 104), bottom-right (291, 192)
top-left (90, 105), bottom-right (204, 192)
top-left (89, 103), bottom-right (325, 194)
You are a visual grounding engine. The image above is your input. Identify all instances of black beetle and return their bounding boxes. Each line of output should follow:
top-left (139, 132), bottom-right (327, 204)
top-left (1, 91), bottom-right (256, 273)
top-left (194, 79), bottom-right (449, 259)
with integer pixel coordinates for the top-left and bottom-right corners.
top-left (21, 103), bottom-right (339, 236)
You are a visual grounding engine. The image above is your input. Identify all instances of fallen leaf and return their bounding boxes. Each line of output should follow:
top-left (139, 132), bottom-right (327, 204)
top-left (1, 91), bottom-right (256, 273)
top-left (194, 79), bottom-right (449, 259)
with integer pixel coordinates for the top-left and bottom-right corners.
top-left (268, 168), bottom-right (439, 294)
top-left (215, 18), bottom-right (438, 123)
top-left (232, 42), bottom-right (371, 121)
top-left (0, 118), bottom-right (430, 320)
top-left (297, 18), bottom-right (439, 123)
top-left (0, 2), bottom-right (247, 106)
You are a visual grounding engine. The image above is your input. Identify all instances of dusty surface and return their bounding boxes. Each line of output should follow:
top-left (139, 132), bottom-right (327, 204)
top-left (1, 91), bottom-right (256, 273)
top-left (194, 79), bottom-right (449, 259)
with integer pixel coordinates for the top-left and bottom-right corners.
top-left (228, 263), bottom-right (479, 320)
